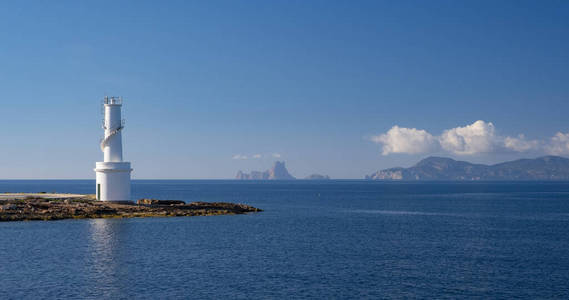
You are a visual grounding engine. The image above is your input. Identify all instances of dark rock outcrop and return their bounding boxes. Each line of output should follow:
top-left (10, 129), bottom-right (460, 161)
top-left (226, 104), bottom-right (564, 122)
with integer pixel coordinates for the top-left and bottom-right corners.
top-left (137, 199), bottom-right (185, 206)
top-left (366, 156), bottom-right (569, 181)
top-left (236, 161), bottom-right (296, 180)
top-left (0, 197), bottom-right (262, 222)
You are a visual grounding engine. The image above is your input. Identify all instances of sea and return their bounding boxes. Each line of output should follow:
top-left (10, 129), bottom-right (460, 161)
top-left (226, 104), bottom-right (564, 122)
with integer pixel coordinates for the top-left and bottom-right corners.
top-left (0, 180), bottom-right (568, 299)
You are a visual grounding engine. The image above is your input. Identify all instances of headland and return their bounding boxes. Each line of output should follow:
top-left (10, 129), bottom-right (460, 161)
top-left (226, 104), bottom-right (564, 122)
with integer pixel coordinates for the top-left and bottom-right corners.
top-left (0, 193), bottom-right (261, 222)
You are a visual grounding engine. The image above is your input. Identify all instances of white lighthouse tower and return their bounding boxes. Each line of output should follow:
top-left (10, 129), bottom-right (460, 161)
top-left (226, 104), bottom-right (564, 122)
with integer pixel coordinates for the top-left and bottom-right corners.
top-left (94, 96), bottom-right (133, 202)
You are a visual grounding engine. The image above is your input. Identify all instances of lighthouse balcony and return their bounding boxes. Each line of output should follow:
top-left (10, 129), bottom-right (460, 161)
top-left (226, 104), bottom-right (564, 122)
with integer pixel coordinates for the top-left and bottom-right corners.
top-left (94, 161), bottom-right (132, 172)
top-left (103, 96), bottom-right (123, 105)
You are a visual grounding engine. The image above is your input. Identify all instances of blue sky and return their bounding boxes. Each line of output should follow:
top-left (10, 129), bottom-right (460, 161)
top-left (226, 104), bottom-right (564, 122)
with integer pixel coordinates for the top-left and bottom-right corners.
top-left (0, 0), bottom-right (567, 179)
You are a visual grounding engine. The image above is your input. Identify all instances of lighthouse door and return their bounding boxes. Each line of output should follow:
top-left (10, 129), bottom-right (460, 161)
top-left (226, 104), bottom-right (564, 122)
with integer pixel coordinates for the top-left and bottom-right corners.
top-left (97, 184), bottom-right (101, 201)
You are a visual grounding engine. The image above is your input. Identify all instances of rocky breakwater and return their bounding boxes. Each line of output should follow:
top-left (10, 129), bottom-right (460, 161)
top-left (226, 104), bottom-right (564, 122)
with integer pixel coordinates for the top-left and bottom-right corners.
top-left (0, 195), bottom-right (262, 222)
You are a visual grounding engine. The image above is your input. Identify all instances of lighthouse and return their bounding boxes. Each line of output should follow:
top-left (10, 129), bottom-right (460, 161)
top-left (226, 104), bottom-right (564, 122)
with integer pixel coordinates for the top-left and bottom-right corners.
top-left (94, 96), bottom-right (133, 202)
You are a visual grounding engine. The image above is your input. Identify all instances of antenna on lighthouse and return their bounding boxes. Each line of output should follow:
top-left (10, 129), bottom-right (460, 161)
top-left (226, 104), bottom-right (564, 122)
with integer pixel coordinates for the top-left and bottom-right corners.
top-left (94, 96), bottom-right (133, 202)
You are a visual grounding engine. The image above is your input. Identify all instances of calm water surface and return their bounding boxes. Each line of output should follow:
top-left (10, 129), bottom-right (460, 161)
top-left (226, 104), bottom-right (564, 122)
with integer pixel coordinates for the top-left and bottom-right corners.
top-left (0, 180), bottom-right (568, 299)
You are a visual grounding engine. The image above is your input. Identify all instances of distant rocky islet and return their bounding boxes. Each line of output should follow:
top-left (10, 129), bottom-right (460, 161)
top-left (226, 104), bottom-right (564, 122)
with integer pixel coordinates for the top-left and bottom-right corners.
top-left (236, 161), bottom-right (296, 180)
top-left (236, 161), bottom-right (330, 180)
top-left (304, 174), bottom-right (330, 180)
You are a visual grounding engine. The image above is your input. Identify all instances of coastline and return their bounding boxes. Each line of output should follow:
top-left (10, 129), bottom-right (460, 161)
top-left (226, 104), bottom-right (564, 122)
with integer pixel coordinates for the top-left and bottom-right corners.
top-left (0, 193), bottom-right (262, 222)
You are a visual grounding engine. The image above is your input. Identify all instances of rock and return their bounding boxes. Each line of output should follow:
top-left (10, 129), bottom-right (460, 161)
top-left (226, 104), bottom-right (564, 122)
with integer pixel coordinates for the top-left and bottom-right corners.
top-left (305, 174), bottom-right (330, 180)
top-left (137, 199), bottom-right (185, 206)
top-left (236, 161), bottom-right (296, 180)
top-left (0, 204), bottom-right (17, 211)
top-left (0, 197), bottom-right (262, 222)
top-left (235, 171), bottom-right (247, 180)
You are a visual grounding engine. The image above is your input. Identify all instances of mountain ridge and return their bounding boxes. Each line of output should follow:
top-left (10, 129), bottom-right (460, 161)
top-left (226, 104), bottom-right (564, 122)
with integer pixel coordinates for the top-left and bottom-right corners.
top-left (366, 156), bottom-right (569, 181)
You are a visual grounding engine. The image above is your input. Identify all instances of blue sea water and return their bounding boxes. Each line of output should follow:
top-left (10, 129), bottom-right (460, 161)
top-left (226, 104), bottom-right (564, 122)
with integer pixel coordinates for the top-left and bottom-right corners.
top-left (1, 180), bottom-right (569, 299)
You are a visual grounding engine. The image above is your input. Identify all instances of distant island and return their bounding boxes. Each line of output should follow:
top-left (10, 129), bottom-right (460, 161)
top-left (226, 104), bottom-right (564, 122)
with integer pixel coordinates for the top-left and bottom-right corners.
top-left (236, 161), bottom-right (330, 180)
top-left (236, 161), bottom-right (296, 180)
top-left (305, 174), bottom-right (331, 180)
top-left (366, 156), bottom-right (569, 181)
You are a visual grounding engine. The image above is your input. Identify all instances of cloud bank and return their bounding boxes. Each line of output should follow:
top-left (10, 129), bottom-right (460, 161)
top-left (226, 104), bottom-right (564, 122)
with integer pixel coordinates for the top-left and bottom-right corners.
top-left (372, 126), bottom-right (437, 155)
top-left (232, 153), bottom-right (283, 160)
top-left (547, 133), bottom-right (569, 155)
top-left (372, 120), bottom-right (569, 156)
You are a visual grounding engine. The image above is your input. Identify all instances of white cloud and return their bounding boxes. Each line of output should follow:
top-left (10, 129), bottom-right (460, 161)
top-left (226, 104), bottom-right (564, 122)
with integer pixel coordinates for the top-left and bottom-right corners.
top-left (546, 132), bottom-right (569, 155)
top-left (372, 126), bottom-right (438, 155)
top-left (233, 153), bottom-right (283, 160)
top-left (504, 134), bottom-right (539, 152)
top-left (372, 120), bottom-right (556, 156)
top-left (439, 120), bottom-right (496, 155)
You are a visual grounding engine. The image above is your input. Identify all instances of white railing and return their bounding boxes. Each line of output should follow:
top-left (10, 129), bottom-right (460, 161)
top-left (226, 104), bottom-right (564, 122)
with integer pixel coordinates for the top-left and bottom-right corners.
top-left (103, 96), bottom-right (123, 105)
top-left (102, 119), bottom-right (125, 130)
top-left (100, 125), bottom-right (124, 151)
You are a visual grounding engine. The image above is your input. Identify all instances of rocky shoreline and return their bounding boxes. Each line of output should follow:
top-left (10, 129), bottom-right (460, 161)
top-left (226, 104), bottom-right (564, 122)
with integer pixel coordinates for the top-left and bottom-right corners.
top-left (0, 195), bottom-right (262, 222)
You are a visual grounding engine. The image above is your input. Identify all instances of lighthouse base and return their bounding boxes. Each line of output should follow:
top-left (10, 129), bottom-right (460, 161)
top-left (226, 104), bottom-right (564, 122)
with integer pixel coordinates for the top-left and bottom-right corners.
top-left (94, 162), bottom-right (132, 202)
